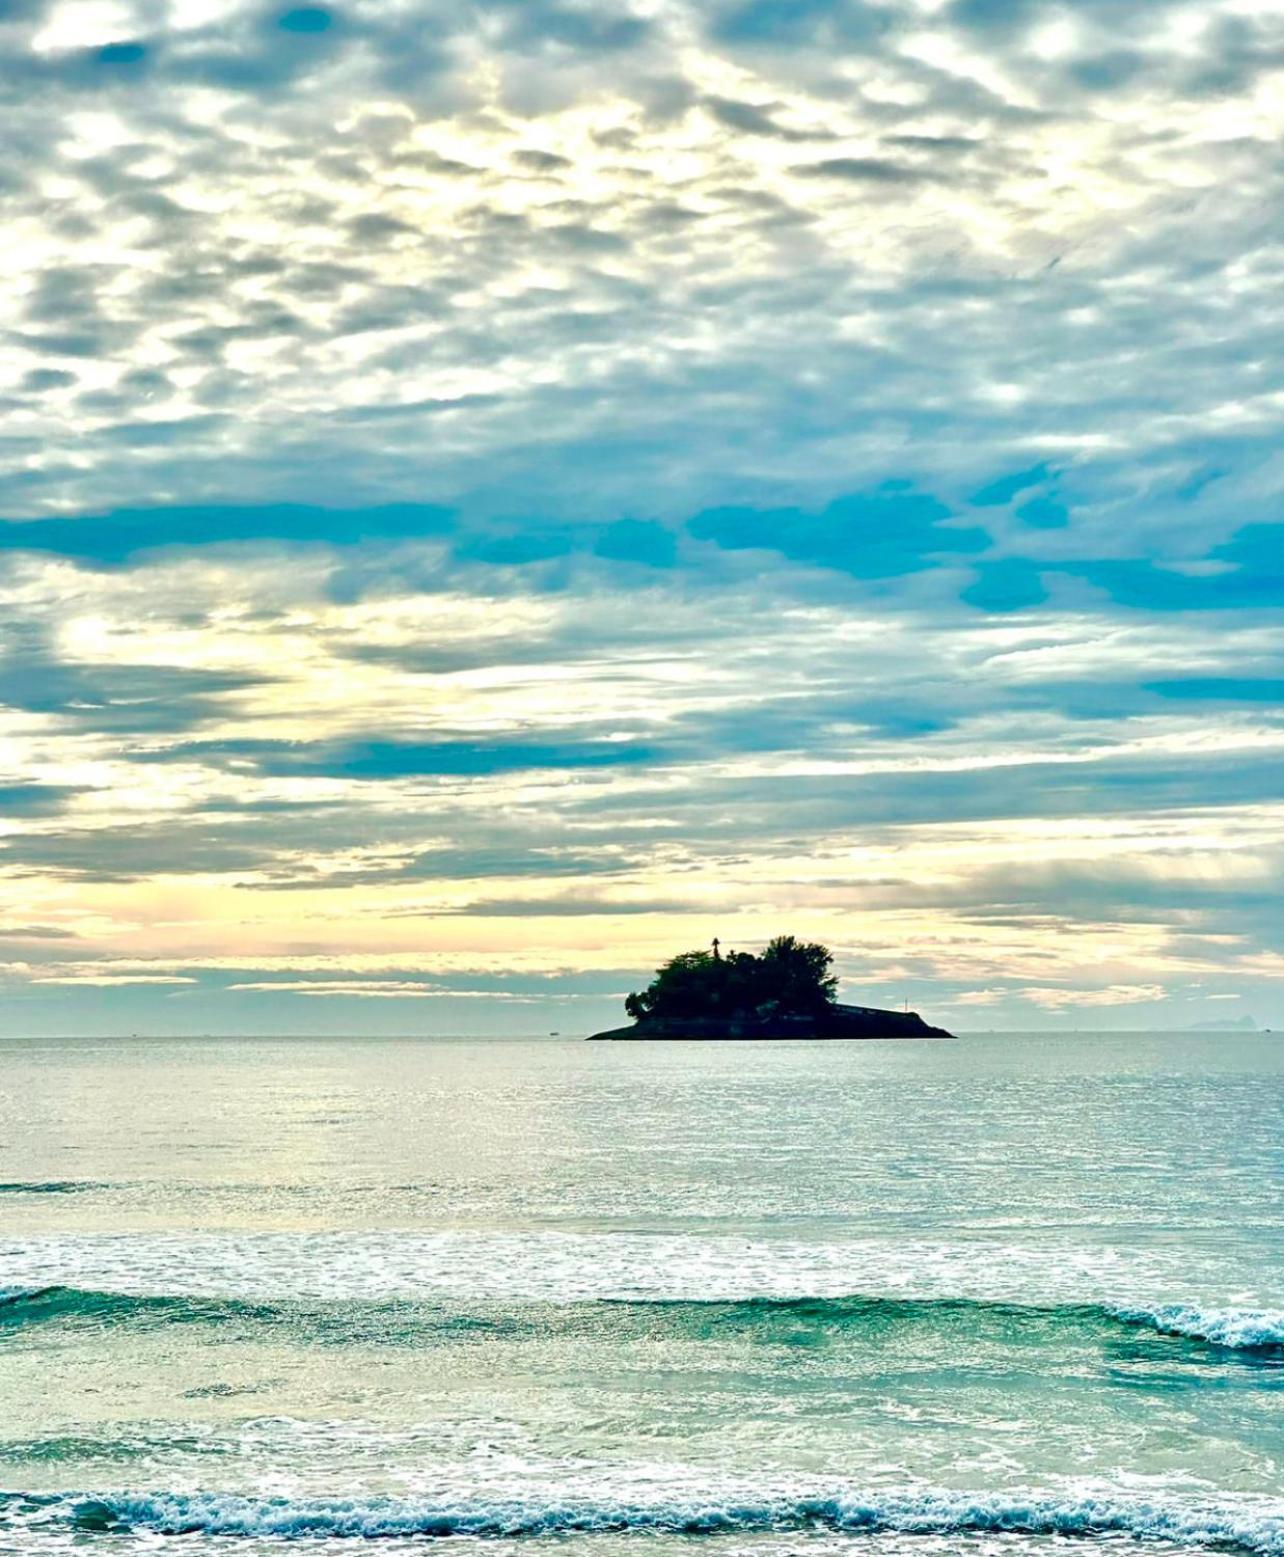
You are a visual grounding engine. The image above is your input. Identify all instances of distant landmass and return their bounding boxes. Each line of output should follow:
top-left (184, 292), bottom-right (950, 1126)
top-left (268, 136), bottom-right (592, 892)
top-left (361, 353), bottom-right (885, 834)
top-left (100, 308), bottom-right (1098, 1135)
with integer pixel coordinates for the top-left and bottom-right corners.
top-left (588, 936), bottom-right (953, 1040)
top-left (1186, 1015), bottom-right (1258, 1031)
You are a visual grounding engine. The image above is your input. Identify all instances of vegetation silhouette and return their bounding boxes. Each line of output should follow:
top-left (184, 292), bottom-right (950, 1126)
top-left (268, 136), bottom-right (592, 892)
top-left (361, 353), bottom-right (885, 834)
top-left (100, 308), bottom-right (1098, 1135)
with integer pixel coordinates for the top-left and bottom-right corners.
top-left (625, 936), bottom-right (838, 1022)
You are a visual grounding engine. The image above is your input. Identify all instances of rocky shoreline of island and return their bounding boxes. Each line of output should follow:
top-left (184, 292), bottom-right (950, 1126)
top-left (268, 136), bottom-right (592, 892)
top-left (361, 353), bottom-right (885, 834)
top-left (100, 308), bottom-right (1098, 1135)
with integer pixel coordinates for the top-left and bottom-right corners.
top-left (589, 1001), bottom-right (953, 1040)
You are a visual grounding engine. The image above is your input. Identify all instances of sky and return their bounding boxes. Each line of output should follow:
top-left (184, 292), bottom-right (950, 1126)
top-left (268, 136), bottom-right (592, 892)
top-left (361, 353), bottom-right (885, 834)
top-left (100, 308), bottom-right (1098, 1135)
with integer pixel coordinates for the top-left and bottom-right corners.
top-left (1, 0), bottom-right (1282, 1035)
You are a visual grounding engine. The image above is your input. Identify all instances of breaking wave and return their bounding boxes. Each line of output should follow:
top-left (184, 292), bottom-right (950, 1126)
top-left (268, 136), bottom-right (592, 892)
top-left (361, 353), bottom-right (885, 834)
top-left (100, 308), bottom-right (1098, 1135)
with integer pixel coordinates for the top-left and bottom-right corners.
top-left (1106, 1305), bottom-right (1284, 1351)
top-left (0, 1285), bottom-right (1278, 1353)
top-left (0, 1486), bottom-right (1275, 1550)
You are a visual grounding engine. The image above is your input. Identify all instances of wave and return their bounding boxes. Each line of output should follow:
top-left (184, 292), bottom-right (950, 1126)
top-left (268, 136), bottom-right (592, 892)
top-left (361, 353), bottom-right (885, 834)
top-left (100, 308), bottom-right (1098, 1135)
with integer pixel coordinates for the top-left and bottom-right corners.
top-left (0, 1286), bottom-right (278, 1329)
top-left (2, 1285), bottom-right (1279, 1354)
top-left (1107, 1305), bottom-right (1284, 1351)
top-left (618, 1294), bottom-right (1284, 1353)
top-left (2, 1486), bottom-right (1277, 1550)
top-left (0, 1181), bottom-right (105, 1195)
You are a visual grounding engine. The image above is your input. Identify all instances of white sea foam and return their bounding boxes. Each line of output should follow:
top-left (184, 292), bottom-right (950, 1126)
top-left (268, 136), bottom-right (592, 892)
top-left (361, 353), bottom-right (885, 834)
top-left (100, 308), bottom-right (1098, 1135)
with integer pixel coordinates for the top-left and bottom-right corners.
top-left (0, 1229), bottom-right (1269, 1311)
top-left (23, 1485), bottom-right (1280, 1551)
top-left (1111, 1305), bottom-right (1284, 1350)
top-left (2, 1232), bottom-right (1279, 1359)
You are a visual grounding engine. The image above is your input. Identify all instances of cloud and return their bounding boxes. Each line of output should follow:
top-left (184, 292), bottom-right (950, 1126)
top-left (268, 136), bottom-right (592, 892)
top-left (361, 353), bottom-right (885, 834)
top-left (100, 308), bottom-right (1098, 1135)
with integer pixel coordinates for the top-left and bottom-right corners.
top-left (0, 505), bottom-right (454, 565)
top-left (454, 894), bottom-right (696, 918)
top-left (0, 621), bottom-right (273, 733)
top-left (0, 783), bottom-right (81, 816)
top-left (228, 979), bottom-right (442, 997)
top-left (688, 490), bottom-right (988, 579)
top-left (1074, 526), bottom-right (1284, 612)
top-left (0, 0), bottom-right (1277, 531)
top-left (0, 0), bottom-right (1281, 1030)
top-left (1146, 678), bottom-right (1284, 705)
top-left (961, 559), bottom-right (1048, 612)
top-left (32, 973), bottom-right (196, 986)
top-left (707, 0), bottom-right (893, 49)
top-left (703, 95), bottom-right (818, 141)
top-left (594, 518), bottom-right (678, 568)
top-left (792, 156), bottom-right (928, 183)
top-left (267, 735), bottom-right (666, 779)
top-left (955, 983), bottom-right (1166, 1010)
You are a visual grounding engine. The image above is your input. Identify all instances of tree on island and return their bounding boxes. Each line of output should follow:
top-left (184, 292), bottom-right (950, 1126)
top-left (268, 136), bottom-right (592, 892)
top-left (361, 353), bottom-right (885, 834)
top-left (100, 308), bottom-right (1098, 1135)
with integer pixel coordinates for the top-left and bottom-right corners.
top-left (624, 936), bottom-right (838, 1022)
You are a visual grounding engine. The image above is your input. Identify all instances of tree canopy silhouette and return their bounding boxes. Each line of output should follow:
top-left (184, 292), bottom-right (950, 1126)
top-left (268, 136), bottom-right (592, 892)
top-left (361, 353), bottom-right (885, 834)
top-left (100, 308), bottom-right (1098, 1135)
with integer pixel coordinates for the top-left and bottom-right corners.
top-left (624, 936), bottom-right (838, 1022)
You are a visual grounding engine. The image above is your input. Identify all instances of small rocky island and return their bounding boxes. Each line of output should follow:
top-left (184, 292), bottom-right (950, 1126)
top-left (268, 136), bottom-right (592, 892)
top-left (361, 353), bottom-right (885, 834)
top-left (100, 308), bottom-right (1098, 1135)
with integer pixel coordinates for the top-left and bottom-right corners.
top-left (589, 936), bottom-right (953, 1040)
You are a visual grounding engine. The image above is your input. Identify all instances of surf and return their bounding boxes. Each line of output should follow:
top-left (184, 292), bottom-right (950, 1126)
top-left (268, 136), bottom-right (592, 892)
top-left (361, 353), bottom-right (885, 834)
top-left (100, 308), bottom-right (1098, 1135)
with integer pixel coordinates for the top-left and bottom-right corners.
top-left (1, 1285), bottom-right (1279, 1354)
top-left (0, 1485), bottom-right (1276, 1550)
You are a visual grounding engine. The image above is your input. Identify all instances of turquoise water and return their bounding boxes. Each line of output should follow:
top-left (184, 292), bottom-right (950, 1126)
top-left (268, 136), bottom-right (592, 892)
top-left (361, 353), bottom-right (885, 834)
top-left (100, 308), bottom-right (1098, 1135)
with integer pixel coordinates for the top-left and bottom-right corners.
top-left (0, 1033), bottom-right (1280, 1557)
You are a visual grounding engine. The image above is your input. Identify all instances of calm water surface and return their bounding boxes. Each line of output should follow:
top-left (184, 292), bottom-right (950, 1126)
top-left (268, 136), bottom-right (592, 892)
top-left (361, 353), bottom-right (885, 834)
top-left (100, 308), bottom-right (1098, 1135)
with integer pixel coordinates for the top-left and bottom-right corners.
top-left (0, 1033), bottom-right (1280, 1557)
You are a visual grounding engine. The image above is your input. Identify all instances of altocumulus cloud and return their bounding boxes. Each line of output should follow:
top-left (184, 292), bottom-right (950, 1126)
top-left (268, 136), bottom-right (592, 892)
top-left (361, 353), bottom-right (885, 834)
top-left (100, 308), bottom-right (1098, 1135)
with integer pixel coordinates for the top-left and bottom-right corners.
top-left (0, 0), bottom-right (1281, 1031)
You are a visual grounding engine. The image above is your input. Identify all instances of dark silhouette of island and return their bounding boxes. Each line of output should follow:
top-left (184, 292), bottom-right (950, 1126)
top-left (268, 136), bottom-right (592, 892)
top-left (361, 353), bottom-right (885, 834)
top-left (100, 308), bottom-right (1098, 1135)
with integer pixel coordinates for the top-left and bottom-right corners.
top-left (588, 936), bottom-right (953, 1040)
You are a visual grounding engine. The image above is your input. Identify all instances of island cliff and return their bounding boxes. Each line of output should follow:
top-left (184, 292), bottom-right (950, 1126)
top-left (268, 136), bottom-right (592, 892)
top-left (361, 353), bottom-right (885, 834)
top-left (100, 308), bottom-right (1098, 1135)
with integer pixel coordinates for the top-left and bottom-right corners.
top-left (588, 936), bottom-right (953, 1040)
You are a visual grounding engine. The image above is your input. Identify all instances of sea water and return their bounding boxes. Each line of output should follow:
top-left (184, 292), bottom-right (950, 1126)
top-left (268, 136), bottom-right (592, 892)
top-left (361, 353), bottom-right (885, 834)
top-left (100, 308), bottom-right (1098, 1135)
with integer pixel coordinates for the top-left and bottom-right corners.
top-left (0, 1032), bottom-right (1280, 1557)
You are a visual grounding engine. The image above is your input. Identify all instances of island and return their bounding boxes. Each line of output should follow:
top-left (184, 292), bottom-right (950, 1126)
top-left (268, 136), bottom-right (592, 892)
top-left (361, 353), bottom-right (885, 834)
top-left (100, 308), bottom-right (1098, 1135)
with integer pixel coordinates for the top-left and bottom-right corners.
top-left (588, 936), bottom-right (954, 1040)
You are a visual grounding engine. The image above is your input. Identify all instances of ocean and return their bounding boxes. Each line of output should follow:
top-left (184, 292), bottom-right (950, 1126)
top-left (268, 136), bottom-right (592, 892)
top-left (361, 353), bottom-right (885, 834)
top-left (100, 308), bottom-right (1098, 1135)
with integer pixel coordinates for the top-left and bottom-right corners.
top-left (0, 1032), bottom-right (1280, 1557)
